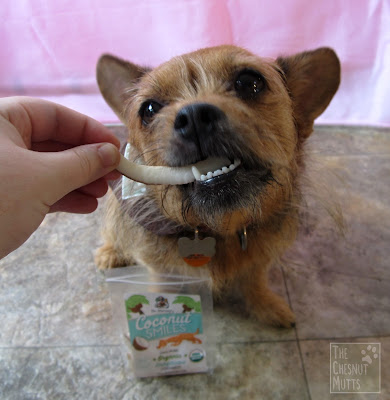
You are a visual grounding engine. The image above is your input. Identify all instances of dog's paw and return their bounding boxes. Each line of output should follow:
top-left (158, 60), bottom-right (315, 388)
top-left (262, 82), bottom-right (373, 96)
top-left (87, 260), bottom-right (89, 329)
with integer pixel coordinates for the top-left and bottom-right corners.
top-left (95, 243), bottom-right (126, 269)
top-left (250, 290), bottom-right (296, 329)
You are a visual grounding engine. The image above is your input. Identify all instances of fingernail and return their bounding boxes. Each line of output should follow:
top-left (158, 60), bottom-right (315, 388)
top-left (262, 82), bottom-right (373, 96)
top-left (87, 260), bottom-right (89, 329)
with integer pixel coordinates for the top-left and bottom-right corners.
top-left (98, 143), bottom-right (119, 168)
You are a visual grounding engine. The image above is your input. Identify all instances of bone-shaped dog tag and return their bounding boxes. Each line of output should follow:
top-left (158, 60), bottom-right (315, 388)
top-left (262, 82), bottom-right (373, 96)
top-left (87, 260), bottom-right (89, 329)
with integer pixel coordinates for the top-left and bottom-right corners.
top-left (178, 229), bottom-right (216, 267)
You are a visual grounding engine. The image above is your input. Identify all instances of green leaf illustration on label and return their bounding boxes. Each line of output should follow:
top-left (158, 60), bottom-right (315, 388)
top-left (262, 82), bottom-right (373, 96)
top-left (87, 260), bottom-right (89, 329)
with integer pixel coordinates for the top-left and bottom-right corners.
top-left (125, 295), bottom-right (150, 319)
top-left (173, 296), bottom-right (202, 313)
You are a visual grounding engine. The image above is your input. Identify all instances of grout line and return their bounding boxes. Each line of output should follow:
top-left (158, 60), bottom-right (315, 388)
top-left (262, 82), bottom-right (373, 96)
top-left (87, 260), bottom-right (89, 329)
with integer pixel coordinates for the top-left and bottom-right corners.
top-left (281, 265), bottom-right (312, 400)
top-left (0, 344), bottom-right (122, 350)
top-left (296, 338), bottom-right (313, 400)
top-left (286, 262), bottom-right (390, 283)
top-left (0, 338), bottom-right (297, 351)
top-left (297, 334), bottom-right (390, 342)
top-left (220, 338), bottom-right (297, 345)
top-left (217, 333), bottom-right (390, 345)
top-left (2, 334), bottom-right (388, 351)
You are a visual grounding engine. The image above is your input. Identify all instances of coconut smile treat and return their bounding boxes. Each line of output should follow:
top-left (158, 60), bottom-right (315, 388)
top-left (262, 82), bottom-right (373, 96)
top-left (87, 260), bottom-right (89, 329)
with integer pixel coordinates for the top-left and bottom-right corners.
top-left (126, 292), bottom-right (206, 376)
top-left (117, 152), bottom-right (241, 185)
top-left (105, 266), bottom-right (215, 378)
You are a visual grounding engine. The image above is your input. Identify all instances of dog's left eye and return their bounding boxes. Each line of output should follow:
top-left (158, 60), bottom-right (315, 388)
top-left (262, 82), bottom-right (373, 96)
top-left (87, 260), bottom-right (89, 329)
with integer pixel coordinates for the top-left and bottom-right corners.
top-left (139, 100), bottom-right (163, 125)
top-left (234, 69), bottom-right (266, 100)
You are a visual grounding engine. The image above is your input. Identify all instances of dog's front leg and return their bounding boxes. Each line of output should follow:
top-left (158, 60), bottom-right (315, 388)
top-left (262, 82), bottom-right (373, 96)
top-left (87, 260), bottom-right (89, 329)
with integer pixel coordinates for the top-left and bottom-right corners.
top-left (240, 265), bottom-right (296, 328)
top-left (95, 192), bottom-right (136, 269)
top-left (95, 241), bottom-right (127, 269)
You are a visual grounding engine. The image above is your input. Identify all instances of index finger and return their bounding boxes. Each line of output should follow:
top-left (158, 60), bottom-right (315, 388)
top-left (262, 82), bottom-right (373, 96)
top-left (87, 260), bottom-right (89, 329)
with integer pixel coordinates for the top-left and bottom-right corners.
top-left (0, 96), bottom-right (120, 148)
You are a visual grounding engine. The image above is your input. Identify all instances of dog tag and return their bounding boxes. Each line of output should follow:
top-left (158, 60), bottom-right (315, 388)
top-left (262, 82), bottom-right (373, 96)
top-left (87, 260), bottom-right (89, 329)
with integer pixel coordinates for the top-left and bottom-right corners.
top-left (238, 226), bottom-right (248, 251)
top-left (178, 229), bottom-right (216, 267)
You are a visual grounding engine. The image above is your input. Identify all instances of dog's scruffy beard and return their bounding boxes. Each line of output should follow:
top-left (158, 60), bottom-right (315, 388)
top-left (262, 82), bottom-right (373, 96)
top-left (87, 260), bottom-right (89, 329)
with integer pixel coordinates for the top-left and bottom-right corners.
top-left (162, 116), bottom-right (279, 229)
top-left (181, 165), bottom-right (273, 223)
top-left (179, 159), bottom-right (275, 229)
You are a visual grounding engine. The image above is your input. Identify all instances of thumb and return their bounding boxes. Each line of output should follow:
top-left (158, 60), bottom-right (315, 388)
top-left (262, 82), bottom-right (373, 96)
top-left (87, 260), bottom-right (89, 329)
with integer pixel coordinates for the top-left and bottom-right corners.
top-left (41, 143), bottom-right (120, 205)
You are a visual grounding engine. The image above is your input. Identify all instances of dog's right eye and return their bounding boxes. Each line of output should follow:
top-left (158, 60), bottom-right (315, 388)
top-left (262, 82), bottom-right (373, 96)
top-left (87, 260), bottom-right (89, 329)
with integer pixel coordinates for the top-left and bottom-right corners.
top-left (139, 100), bottom-right (163, 126)
top-left (234, 69), bottom-right (266, 101)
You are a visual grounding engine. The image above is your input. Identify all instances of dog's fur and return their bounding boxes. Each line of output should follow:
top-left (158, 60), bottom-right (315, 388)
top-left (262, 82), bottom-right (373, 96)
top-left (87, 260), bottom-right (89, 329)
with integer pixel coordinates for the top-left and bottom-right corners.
top-left (95, 45), bottom-right (340, 328)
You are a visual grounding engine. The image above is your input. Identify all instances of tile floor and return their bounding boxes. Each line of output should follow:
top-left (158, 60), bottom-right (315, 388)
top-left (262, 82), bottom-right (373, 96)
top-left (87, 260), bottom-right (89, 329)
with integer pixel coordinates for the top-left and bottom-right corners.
top-left (0, 125), bottom-right (389, 400)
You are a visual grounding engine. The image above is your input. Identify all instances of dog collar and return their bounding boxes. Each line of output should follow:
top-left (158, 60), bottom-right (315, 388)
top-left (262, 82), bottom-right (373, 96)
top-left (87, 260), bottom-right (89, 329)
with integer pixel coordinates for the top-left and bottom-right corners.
top-left (110, 176), bottom-right (248, 250)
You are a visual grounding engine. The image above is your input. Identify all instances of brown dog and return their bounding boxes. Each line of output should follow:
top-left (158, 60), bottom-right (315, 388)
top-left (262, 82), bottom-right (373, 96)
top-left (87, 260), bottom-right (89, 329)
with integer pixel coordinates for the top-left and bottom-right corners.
top-left (95, 45), bottom-right (340, 328)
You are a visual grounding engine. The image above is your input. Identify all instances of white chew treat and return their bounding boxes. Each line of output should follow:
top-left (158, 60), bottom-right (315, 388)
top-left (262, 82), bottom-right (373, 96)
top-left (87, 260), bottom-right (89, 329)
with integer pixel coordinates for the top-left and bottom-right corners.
top-left (117, 155), bottom-right (230, 185)
top-left (118, 155), bottom-right (193, 185)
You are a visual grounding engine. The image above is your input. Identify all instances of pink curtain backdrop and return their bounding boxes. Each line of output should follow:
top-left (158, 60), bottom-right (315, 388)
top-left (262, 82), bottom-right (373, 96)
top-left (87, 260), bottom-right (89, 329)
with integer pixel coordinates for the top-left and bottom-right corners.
top-left (1, 0), bottom-right (389, 126)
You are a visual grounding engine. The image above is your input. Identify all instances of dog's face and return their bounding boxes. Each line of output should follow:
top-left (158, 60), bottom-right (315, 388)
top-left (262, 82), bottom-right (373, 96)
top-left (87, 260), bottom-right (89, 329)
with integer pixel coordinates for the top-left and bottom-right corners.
top-left (97, 45), bottom-right (340, 234)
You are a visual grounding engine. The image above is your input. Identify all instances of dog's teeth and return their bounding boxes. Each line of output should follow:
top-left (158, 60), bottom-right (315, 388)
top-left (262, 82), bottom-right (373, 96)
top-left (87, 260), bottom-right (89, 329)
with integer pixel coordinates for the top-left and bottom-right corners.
top-left (192, 166), bottom-right (201, 181)
top-left (192, 158), bottom-right (242, 183)
top-left (195, 157), bottom-right (230, 174)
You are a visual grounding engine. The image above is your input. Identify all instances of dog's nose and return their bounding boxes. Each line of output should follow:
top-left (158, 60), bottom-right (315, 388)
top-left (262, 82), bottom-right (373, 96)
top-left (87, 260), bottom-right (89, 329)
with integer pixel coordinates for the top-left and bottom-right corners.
top-left (174, 103), bottom-right (224, 142)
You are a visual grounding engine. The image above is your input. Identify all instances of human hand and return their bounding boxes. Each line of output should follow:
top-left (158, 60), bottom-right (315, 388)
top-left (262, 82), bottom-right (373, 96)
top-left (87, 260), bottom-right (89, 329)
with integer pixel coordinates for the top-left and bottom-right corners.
top-left (0, 96), bottom-right (121, 259)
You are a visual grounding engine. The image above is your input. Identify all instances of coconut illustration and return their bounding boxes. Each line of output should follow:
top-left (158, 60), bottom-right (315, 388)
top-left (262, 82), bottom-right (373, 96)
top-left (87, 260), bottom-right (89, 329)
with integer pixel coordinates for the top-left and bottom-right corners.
top-left (133, 337), bottom-right (149, 351)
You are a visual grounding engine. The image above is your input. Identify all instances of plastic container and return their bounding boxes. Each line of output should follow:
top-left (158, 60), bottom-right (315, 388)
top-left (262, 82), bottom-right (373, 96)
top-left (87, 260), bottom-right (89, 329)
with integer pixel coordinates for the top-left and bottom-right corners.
top-left (105, 266), bottom-right (215, 378)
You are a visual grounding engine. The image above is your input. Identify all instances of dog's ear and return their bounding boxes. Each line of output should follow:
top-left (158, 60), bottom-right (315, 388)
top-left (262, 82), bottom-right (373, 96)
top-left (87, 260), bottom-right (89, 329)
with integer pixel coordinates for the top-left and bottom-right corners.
top-left (277, 47), bottom-right (340, 139)
top-left (96, 54), bottom-right (150, 122)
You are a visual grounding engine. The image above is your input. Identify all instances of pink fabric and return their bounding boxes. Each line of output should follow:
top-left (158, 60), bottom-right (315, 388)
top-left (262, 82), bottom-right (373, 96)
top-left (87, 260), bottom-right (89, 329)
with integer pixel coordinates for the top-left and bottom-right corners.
top-left (1, 0), bottom-right (389, 126)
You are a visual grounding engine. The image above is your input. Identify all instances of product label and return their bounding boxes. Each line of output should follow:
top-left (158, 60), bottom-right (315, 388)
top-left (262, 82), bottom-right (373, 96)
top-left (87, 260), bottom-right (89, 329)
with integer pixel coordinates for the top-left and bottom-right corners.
top-left (124, 293), bottom-right (208, 377)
